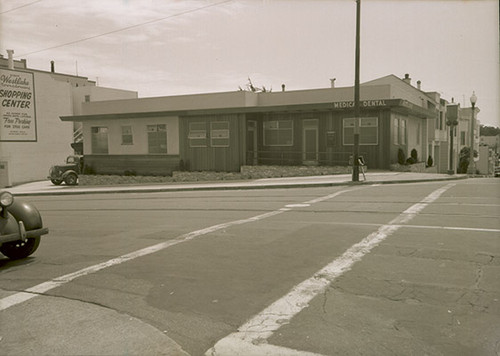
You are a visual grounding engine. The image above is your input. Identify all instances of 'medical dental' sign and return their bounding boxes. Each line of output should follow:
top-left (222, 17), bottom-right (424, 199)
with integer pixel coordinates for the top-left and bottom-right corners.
top-left (332, 100), bottom-right (387, 109)
top-left (0, 69), bottom-right (37, 142)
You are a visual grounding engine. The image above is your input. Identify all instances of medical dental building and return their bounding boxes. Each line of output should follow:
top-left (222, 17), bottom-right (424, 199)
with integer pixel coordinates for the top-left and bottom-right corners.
top-left (61, 73), bottom-right (478, 176)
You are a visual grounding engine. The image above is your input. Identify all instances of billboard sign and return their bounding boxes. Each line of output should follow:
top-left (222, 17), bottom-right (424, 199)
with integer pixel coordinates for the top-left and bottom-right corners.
top-left (0, 69), bottom-right (37, 141)
top-left (446, 103), bottom-right (460, 126)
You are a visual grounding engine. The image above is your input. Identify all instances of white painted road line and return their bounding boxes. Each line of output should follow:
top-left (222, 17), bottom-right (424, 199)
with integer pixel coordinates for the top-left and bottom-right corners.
top-left (206, 183), bottom-right (456, 356)
top-left (285, 204), bottom-right (310, 208)
top-left (398, 224), bottom-right (500, 233)
top-left (0, 187), bottom-right (358, 312)
top-left (303, 221), bottom-right (500, 233)
top-left (0, 209), bottom-right (286, 311)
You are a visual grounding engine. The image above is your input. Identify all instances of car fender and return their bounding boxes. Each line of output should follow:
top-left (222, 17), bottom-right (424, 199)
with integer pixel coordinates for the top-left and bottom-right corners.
top-left (62, 169), bottom-right (78, 179)
top-left (6, 200), bottom-right (43, 230)
top-left (0, 211), bottom-right (21, 236)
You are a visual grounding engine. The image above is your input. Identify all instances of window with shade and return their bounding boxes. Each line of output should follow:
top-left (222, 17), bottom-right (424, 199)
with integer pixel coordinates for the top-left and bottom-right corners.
top-left (147, 124), bottom-right (167, 154)
top-left (343, 117), bottom-right (378, 145)
top-left (210, 121), bottom-right (230, 147)
top-left (91, 127), bottom-right (108, 154)
top-left (121, 126), bottom-right (133, 145)
top-left (263, 120), bottom-right (293, 146)
top-left (188, 122), bottom-right (207, 147)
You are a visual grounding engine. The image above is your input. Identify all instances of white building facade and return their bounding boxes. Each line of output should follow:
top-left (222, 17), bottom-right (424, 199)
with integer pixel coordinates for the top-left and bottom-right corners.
top-left (0, 51), bottom-right (137, 187)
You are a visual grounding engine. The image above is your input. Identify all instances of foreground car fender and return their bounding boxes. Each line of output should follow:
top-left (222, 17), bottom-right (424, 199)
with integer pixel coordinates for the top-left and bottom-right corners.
top-left (0, 192), bottom-right (48, 260)
top-left (7, 200), bottom-right (43, 230)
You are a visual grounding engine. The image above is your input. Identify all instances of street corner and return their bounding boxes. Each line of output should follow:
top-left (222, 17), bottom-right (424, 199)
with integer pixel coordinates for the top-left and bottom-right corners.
top-left (0, 293), bottom-right (189, 356)
top-left (7, 180), bottom-right (63, 195)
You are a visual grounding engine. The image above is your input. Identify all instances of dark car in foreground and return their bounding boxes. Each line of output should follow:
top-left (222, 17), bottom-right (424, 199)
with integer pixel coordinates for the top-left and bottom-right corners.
top-left (48, 155), bottom-right (83, 185)
top-left (0, 190), bottom-right (48, 259)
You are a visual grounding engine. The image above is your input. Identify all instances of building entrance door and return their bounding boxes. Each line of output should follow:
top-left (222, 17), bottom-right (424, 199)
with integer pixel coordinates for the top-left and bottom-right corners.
top-left (247, 120), bottom-right (258, 165)
top-left (302, 119), bottom-right (318, 164)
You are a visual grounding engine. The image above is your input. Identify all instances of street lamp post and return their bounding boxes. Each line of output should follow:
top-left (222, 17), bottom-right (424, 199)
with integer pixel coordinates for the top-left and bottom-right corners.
top-left (467, 92), bottom-right (477, 175)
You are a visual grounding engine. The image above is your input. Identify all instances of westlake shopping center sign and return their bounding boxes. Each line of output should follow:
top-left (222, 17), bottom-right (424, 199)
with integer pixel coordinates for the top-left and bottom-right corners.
top-left (0, 69), bottom-right (36, 142)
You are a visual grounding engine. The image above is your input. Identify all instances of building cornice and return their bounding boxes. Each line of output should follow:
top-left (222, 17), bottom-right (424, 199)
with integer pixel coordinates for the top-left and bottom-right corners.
top-left (60, 98), bottom-right (436, 122)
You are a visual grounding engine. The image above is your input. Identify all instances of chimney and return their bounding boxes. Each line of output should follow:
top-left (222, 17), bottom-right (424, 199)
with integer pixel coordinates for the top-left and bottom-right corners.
top-left (7, 49), bottom-right (14, 69)
top-left (402, 73), bottom-right (411, 85)
top-left (281, 84), bottom-right (286, 92)
top-left (417, 80), bottom-right (421, 90)
top-left (330, 78), bottom-right (336, 88)
top-left (51, 60), bottom-right (55, 73)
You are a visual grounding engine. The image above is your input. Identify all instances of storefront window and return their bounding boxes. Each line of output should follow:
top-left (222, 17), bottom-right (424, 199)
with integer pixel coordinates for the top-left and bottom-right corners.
top-left (91, 126), bottom-right (108, 154)
top-left (417, 123), bottom-right (420, 145)
top-left (343, 117), bottom-right (378, 145)
top-left (264, 120), bottom-right (293, 146)
top-left (393, 118), bottom-right (399, 144)
top-left (147, 124), bottom-right (167, 153)
top-left (342, 118), bottom-right (356, 145)
top-left (400, 119), bottom-right (406, 145)
top-left (360, 117), bottom-right (378, 144)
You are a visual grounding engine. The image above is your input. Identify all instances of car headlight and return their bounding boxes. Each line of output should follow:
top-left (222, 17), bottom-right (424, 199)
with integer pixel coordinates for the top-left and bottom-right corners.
top-left (0, 191), bottom-right (14, 207)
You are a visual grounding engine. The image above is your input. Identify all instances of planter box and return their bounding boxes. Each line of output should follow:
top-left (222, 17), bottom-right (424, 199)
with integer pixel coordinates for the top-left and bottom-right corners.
top-left (79, 165), bottom-right (353, 185)
top-left (240, 165), bottom-right (351, 179)
top-left (390, 162), bottom-right (437, 173)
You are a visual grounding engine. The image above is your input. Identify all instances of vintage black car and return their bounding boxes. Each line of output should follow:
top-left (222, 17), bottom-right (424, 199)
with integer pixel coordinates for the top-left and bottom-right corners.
top-left (0, 190), bottom-right (48, 259)
top-left (48, 155), bottom-right (83, 185)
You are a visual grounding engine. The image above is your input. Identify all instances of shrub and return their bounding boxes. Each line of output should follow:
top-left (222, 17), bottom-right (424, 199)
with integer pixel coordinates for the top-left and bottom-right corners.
top-left (427, 155), bottom-right (433, 167)
top-left (179, 159), bottom-right (190, 172)
top-left (124, 170), bottom-right (137, 176)
top-left (410, 149), bottom-right (418, 162)
top-left (458, 146), bottom-right (477, 173)
top-left (406, 157), bottom-right (416, 165)
top-left (397, 148), bottom-right (406, 165)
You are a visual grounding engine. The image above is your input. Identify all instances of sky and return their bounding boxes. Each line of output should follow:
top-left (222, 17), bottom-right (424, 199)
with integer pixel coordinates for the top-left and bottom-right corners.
top-left (1, 0), bottom-right (499, 127)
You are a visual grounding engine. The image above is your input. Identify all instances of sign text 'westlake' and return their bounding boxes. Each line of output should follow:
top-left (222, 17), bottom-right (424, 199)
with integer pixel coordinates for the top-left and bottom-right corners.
top-left (1, 74), bottom-right (30, 87)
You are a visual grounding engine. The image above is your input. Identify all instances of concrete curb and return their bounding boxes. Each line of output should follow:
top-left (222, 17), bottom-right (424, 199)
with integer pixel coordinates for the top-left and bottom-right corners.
top-left (9, 175), bottom-right (468, 197)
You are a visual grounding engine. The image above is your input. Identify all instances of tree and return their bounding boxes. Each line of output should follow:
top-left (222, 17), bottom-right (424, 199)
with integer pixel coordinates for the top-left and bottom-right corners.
top-left (480, 125), bottom-right (500, 136)
top-left (239, 78), bottom-right (272, 93)
top-left (457, 146), bottom-right (478, 173)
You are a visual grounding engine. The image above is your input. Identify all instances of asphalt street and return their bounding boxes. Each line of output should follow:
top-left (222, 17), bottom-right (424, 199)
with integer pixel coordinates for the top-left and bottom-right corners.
top-left (1, 174), bottom-right (498, 355)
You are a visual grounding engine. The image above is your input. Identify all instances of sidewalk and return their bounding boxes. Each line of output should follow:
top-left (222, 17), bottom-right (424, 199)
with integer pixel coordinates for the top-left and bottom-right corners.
top-left (7, 172), bottom-right (467, 196)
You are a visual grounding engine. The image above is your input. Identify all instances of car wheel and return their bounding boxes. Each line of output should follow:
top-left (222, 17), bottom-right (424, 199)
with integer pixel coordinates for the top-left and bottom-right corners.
top-left (51, 179), bottom-right (63, 185)
top-left (64, 173), bottom-right (78, 186)
top-left (0, 237), bottom-right (41, 260)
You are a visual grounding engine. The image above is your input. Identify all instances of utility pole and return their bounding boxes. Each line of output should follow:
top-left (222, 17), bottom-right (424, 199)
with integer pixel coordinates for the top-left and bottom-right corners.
top-left (352, 0), bottom-right (361, 182)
